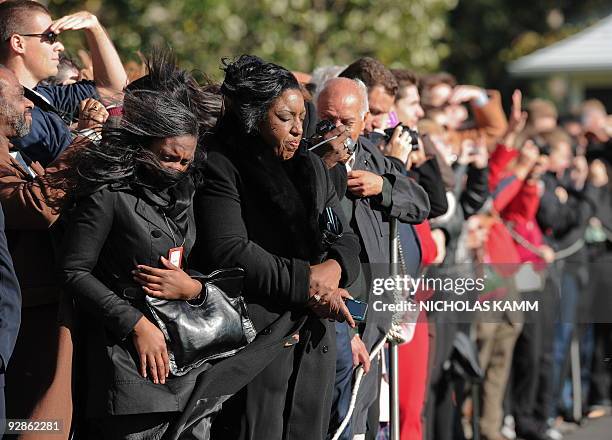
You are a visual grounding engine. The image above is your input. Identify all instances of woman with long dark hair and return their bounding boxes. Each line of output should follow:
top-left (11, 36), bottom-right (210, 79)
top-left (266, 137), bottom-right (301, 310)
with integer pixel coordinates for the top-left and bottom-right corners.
top-left (191, 55), bottom-right (362, 440)
top-left (57, 53), bottom-right (221, 439)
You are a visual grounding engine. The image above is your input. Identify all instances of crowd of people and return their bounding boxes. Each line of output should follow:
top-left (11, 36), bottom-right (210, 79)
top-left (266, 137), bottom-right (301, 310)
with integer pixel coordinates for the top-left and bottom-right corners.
top-left (0, 1), bottom-right (611, 440)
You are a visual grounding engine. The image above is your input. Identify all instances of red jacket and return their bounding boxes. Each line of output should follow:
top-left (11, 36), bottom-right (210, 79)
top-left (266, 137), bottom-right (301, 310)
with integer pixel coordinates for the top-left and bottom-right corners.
top-left (488, 143), bottom-right (545, 263)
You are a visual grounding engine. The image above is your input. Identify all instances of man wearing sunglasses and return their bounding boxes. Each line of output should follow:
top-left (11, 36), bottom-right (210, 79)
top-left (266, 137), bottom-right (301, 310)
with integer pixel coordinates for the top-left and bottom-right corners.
top-left (0, 0), bottom-right (126, 166)
top-left (0, 0), bottom-right (126, 431)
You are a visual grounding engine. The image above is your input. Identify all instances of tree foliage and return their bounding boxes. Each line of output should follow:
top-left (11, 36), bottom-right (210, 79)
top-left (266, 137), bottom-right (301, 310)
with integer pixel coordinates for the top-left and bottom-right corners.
top-left (442, 0), bottom-right (612, 87)
top-left (48, 0), bottom-right (457, 80)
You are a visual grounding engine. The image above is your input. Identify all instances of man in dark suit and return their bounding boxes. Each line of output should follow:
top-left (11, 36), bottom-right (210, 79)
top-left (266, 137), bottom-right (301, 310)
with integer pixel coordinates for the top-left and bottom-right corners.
top-left (317, 77), bottom-right (431, 440)
top-left (0, 67), bottom-right (25, 435)
top-left (0, 202), bottom-right (20, 435)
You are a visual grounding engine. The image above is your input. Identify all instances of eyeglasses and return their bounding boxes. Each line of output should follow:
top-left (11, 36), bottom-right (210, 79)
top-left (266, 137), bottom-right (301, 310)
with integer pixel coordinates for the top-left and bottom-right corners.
top-left (14, 31), bottom-right (58, 44)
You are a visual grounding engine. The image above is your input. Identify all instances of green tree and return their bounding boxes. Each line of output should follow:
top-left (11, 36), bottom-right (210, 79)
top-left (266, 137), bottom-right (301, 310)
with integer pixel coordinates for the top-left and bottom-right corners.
top-left (441, 0), bottom-right (612, 88)
top-left (48, 0), bottom-right (457, 80)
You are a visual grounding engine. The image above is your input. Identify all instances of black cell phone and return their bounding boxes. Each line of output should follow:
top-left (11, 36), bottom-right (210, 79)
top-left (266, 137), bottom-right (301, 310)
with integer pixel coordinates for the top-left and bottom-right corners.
top-left (345, 298), bottom-right (368, 321)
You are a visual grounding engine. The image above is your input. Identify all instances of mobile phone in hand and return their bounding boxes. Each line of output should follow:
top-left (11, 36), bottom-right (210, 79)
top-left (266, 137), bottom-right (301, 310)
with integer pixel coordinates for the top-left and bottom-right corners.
top-left (345, 298), bottom-right (368, 321)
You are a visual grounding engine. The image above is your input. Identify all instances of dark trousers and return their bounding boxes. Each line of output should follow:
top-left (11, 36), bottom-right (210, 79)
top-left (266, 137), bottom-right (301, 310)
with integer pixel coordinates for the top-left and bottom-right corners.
top-left (1, 385), bottom-right (5, 437)
top-left (511, 289), bottom-right (554, 437)
top-left (4, 304), bottom-right (59, 421)
top-left (536, 287), bottom-right (556, 422)
top-left (590, 323), bottom-right (612, 405)
top-left (328, 322), bottom-right (354, 440)
top-left (86, 412), bottom-right (175, 440)
top-left (588, 251), bottom-right (612, 406)
top-left (425, 320), bottom-right (459, 440)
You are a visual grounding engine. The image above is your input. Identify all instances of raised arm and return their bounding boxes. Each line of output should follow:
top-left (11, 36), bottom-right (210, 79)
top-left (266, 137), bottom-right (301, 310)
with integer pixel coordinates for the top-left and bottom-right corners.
top-left (50, 12), bottom-right (127, 102)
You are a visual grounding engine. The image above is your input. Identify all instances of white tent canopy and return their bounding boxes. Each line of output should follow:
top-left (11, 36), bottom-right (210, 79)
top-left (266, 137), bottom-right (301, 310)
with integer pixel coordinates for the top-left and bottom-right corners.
top-left (508, 14), bottom-right (612, 76)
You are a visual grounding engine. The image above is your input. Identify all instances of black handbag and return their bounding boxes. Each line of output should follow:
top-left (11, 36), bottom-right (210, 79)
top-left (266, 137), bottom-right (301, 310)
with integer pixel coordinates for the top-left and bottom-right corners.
top-left (144, 267), bottom-right (256, 376)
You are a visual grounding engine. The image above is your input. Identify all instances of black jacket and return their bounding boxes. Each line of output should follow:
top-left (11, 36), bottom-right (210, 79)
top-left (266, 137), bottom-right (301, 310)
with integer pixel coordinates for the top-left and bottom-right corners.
top-left (537, 172), bottom-right (594, 263)
top-left (410, 158), bottom-right (448, 218)
top-left (347, 136), bottom-right (430, 266)
top-left (0, 203), bottom-right (20, 388)
top-left (59, 181), bottom-right (209, 417)
top-left (189, 131), bottom-right (361, 440)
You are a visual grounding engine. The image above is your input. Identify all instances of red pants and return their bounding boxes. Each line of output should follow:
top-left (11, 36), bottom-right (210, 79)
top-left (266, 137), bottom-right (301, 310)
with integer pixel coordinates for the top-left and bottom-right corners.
top-left (398, 312), bottom-right (429, 440)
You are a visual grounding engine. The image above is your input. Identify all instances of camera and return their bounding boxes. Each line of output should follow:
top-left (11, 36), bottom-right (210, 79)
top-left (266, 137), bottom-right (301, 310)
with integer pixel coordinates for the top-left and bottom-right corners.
top-left (383, 123), bottom-right (420, 151)
top-left (303, 119), bottom-right (356, 154)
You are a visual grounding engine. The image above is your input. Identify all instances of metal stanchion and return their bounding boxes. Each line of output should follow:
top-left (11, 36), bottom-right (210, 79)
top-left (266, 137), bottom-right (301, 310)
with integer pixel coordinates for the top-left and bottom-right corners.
top-left (389, 218), bottom-right (400, 440)
top-left (570, 332), bottom-right (582, 423)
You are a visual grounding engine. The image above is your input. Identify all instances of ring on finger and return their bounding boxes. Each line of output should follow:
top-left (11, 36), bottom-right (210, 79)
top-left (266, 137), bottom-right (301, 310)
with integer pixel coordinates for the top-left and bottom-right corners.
top-left (313, 294), bottom-right (321, 302)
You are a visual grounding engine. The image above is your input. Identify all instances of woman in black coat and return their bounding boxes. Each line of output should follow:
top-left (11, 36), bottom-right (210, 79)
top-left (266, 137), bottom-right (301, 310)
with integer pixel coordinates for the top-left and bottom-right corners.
top-left (57, 55), bottom-right (222, 439)
top-left (191, 55), bottom-right (361, 440)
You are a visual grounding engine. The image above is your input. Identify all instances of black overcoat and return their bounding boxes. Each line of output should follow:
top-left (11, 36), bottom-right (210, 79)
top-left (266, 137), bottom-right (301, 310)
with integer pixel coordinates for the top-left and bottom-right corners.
top-left (0, 203), bottom-right (21, 420)
top-left (187, 133), bottom-right (361, 440)
top-left (58, 181), bottom-right (209, 417)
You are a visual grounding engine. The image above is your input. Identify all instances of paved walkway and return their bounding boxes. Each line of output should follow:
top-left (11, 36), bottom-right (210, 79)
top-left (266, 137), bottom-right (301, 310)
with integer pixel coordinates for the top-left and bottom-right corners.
top-left (564, 416), bottom-right (612, 440)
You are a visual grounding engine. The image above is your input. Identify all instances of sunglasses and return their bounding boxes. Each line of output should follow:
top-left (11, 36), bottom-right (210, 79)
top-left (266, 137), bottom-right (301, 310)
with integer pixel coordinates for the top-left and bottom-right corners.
top-left (15, 31), bottom-right (58, 44)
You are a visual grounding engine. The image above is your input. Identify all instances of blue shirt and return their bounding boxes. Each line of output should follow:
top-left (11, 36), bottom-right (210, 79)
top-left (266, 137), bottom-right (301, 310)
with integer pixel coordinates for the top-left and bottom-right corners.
top-left (11, 80), bottom-right (98, 166)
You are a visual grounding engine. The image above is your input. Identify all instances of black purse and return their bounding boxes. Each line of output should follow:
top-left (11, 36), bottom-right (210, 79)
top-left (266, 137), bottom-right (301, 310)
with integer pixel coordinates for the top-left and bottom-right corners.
top-left (144, 267), bottom-right (256, 376)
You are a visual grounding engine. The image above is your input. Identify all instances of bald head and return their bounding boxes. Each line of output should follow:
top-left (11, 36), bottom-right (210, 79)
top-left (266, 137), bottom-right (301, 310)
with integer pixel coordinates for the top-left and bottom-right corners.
top-left (317, 77), bottom-right (369, 142)
top-left (318, 77), bottom-right (368, 116)
top-left (0, 64), bottom-right (33, 138)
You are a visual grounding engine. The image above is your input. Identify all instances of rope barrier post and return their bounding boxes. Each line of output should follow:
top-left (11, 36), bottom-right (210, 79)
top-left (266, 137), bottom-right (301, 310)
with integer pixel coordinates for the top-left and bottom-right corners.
top-left (570, 331), bottom-right (582, 423)
top-left (389, 218), bottom-right (400, 440)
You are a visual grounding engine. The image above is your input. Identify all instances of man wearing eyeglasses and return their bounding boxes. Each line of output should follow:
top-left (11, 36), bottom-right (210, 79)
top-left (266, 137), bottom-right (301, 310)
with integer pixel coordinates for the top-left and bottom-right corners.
top-left (0, 0), bottom-right (127, 166)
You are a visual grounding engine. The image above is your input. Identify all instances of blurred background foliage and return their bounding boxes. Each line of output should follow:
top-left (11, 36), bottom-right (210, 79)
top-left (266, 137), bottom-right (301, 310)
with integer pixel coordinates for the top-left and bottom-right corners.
top-left (442, 0), bottom-right (612, 100)
top-left (46, 0), bottom-right (457, 80)
top-left (44, 0), bottom-right (612, 89)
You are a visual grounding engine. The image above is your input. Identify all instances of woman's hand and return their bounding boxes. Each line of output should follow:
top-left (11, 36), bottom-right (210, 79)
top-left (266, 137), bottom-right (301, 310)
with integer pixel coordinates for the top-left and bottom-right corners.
top-left (133, 256), bottom-right (202, 300)
top-left (78, 98), bottom-right (109, 130)
top-left (132, 316), bottom-right (169, 384)
top-left (309, 259), bottom-right (342, 298)
top-left (309, 260), bottom-right (355, 326)
top-left (309, 287), bottom-right (356, 328)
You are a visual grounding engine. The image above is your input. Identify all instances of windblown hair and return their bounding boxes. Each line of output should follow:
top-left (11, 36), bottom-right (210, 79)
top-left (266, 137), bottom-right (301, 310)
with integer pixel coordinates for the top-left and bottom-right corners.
top-left (199, 83), bottom-right (223, 133)
top-left (51, 50), bottom-right (210, 207)
top-left (219, 54), bottom-right (300, 134)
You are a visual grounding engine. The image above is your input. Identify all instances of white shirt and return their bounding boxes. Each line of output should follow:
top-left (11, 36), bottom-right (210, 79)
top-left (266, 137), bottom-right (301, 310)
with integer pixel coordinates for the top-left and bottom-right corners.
top-left (345, 152), bottom-right (357, 173)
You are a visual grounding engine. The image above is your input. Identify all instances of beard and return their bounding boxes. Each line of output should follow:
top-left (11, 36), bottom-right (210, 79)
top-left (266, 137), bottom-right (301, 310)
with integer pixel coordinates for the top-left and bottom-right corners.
top-left (0, 101), bottom-right (31, 137)
top-left (9, 113), bottom-right (31, 137)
